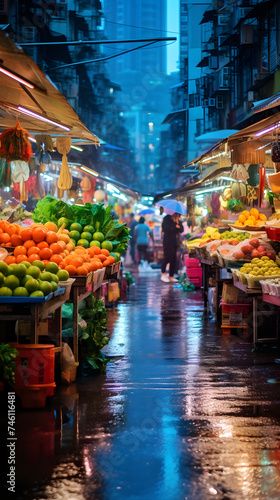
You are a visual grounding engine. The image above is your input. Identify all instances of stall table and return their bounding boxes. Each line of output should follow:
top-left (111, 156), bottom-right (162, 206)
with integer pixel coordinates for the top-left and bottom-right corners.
top-left (233, 280), bottom-right (279, 347)
top-left (0, 292), bottom-right (66, 352)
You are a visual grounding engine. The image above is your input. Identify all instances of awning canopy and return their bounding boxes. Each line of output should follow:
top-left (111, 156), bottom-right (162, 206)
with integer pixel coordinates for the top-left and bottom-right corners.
top-left (199, 10), bottom-right (216, 25)
top-left (153, 165), bottom-right (232, 203)
top-left (195, 130), bottom-right (239, 144)
top-left (252, 92), bottom-right (280, 114)
top-left (162, 109), bottom-right (187, 125)
top-left (196, 57), bottom-right (209, 68)
top-left (0, 30), bottom-right (99, 144)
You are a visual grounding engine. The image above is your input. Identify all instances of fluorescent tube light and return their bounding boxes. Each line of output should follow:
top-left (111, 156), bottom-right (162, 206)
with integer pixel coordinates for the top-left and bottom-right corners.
top-left (0, 67), bottom-right (34, 88)
top-left (255, 122), bottom-right (280, 137)
top-left (17, 106), bottom-right (70, 131)
top-left (80, 165), bottom-right (99, 177)
top-left (219, 176), bottom-right (233, 182)
top-left (71, 145), bottom-right (83, 152)
top-left (107, 183), bottom-right (120, 194)
top-left (201, 152), bottom-right (226, 163)
top-left (195, 184), bottom-right (231, 195)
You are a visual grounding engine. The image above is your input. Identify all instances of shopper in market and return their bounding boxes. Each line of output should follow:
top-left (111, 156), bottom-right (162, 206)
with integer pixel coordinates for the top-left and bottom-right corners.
top-left (128, 213), bottom-right (138, 264)
top-left (161, 212), bottom-right (184, 283)
top-left (134, 216), bottom-right (154, 263)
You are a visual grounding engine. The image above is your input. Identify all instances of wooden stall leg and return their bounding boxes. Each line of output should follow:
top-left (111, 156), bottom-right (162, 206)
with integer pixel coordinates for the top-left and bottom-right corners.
top-left (72, 286), bottom-right (79, 363)
top-left (253, 296), bottom-right (258, 348)
top-left (30, 304), bottom-right (39, 344)
top-left (54, 306), bottom-right (62, 350)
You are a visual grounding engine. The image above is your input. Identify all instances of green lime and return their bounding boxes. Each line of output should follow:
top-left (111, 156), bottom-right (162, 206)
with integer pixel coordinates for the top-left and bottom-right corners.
top-left (50, 281), bottom-right (58, 292)
top-left (22, 261), bottom-right (31, 269)
top-left (83, 225), bottom-right (95, 234)
top-left (7, 264), bottom-right (17, 276)
top-left (101, 240), bottom-right (113, 252)
top-left (39, 281), bottom-right (53, 296)
top-left (4, 275), bottom-right (20, 290)
top-left (40, 271), bottom-right (53, 282)
top-left (45, 262), bottom-right (59, 274)
top-left (21, 274), bottom-right (33, 286)
top-left (93, 232), bottom-right (104, 242)
top-left (25, 278), bottom-right (40, 293)
top-left (110, 252), bottom-right (118, 262)
top-left (12, 264), bottom-right (27, 279)
top-left (13, 287), bottom-right (29, 297)
top-left (51, 273), bottom-right (59, 284)
top-left (81, 232), bottom-right (92, 241)
top-left (28, 265), bottom-right (41, 279)
top-left (114, 252), bottom-right (121, 261)
top-left (0, 261), bottom-right (8, 276)
top-left (77, 239), bottom-right (89, 248)
top-left (90, 240), bottom-right (101, 248)
top-left (0, 272), bottom-right (4, 285)
top-left (57, 269), bottom-right (69, 281)
top-left (69, 230), bottom-right (81, 241)
top-left (32, 260), bottom-right (45, 271)
top-left (58, 217), bottom-right (70, 229)
top-left (0, 286), bottom-right (13, 296)
top-left (70, 239), bottom-right (77, 246)
top-left (70, 222), bottom-right (83, 232)
top-left (29, 290), bottom-right (44, 298)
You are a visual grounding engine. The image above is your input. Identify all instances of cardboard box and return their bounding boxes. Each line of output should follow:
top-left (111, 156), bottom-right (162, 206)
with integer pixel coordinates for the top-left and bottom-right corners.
top-left (16, 319), bottom-right (49, 338)
top-left (222, 283), bottom-right (239, 304)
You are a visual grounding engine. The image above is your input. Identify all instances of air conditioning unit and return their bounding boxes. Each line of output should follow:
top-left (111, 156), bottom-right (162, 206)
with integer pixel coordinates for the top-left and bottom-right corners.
top-left (239, 7), bottom-right (253, 18)
top-left (219, 67), bottom-right (230, 88)
top-left (218, 14), bottom-right (229, 25)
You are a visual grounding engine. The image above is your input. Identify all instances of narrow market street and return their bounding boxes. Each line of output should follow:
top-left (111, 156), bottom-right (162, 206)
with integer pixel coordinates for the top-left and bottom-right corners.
top-left (3, 271), bottom-right (280, 500)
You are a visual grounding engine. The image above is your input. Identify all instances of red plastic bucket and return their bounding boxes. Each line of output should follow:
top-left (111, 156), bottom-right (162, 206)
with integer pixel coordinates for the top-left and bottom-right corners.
top-left (15, 344), bottom-right (56, 408)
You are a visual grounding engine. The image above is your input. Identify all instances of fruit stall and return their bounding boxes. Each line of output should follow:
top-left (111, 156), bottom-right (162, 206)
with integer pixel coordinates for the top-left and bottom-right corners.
top-left (0, 196), bottom-right (128, 407)
top-left (188, 206), bottom-right (280, 347)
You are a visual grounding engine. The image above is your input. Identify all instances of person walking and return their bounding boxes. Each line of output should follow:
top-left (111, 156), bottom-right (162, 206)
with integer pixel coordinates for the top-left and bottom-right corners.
top-left (134, 216), bottom-right (154, 263)
top-left (128, 213), bottom-right (138, 264)
top-left (161, 212), bottom-right (184, 283)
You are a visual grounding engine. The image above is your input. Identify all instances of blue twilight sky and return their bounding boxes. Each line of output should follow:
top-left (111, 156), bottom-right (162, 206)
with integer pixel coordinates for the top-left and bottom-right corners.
top-left (167, 0), bottom-right (179, 74)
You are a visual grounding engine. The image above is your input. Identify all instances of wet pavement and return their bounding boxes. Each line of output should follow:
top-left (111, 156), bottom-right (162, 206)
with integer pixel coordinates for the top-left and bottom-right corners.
top-left (1, 271), bottom-right (280, 500)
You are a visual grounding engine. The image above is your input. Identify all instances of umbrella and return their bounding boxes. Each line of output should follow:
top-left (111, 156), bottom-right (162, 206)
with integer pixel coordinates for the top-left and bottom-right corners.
top-left (138, 208), bottom-right (155, 215)
top-left (157, 199), bottom-right (187, 216)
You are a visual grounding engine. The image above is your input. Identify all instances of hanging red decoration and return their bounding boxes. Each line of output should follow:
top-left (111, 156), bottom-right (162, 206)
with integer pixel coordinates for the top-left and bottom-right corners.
top-left (0, 120), bottom-right (33, 162)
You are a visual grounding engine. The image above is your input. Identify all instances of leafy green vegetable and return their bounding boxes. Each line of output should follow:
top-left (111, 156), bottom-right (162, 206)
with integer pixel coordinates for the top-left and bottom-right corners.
top-left (80, 294), bottom-right (110, 373)
top-left (32, 196), bottom-right (130, 254)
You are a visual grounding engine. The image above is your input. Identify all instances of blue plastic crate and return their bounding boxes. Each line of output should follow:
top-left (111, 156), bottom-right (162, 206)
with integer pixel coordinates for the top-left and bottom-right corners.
top-left (0, 292), bottom-right (54, 303)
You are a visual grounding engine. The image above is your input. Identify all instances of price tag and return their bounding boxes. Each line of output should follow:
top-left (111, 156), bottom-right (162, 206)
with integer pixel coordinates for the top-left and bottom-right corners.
top-left (230, 312), bottom-right (242, 323)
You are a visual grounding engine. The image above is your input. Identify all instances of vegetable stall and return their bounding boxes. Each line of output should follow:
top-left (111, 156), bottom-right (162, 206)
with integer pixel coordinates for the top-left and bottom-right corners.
top-left (0, 196), bottom-right (130, 407)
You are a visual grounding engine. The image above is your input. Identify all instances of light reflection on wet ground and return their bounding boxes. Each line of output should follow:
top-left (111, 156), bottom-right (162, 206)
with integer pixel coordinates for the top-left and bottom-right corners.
top-left (1, 272), bottom-right (280, 500)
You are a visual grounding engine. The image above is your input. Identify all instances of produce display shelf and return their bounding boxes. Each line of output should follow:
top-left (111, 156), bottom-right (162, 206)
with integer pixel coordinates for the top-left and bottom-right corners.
top-left (70, 272), bottom-right (92, 287)
top-left (233, 280), bottom-right (261, 295)
top-left (0, 292), bottom-right (54, 303)
top-left (53, 287), bottom-right (66, 297)
top-left (262, 294), bottom-right (280, 307)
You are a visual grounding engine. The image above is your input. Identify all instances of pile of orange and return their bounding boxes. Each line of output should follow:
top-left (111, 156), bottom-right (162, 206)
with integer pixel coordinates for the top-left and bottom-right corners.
top-left (57, 245), bottom-right (116, 276)
top-left (235, 208), bottom-right (267, 227)
top-left (2, 221), bottom-right (116, 275)
top-left (3, 221), bottom-right (74, 266)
